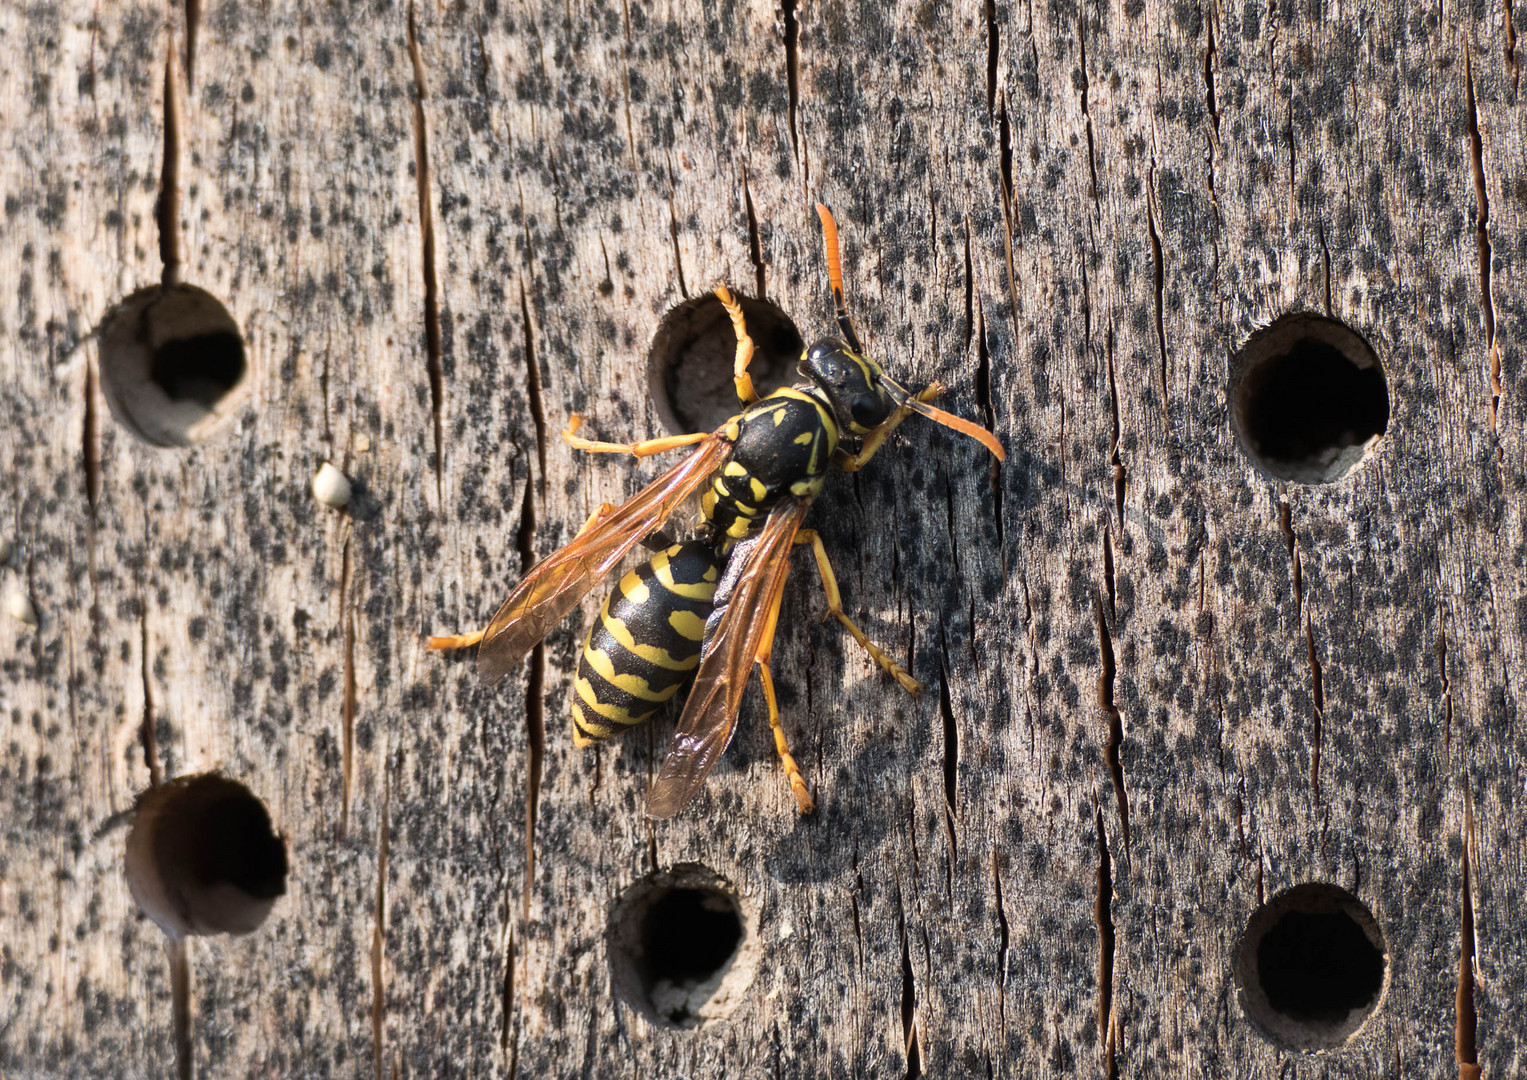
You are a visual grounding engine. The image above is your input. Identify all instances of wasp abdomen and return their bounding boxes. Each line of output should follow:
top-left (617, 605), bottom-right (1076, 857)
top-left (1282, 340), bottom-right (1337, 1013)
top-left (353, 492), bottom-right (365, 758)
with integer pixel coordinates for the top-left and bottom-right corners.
top-left (571, 541), bottom-right (722, 745)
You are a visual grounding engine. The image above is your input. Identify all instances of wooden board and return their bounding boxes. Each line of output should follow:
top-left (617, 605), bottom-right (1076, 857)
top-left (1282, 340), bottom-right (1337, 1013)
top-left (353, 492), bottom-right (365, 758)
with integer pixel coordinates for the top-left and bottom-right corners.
top-left (1, 0), bottom-right (1521, 1075)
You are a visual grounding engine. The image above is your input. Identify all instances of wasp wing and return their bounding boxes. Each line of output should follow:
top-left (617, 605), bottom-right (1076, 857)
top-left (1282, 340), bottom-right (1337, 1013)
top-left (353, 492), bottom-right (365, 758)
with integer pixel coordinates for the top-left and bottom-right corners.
top-left (645, 497), bottom-right (812, 819)
top-left (476, 432), bottom-right (731, 684)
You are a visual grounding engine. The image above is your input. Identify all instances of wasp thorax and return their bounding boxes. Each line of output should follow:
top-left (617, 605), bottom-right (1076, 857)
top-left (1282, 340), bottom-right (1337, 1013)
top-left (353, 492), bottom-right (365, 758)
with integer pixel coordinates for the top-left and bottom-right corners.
top-left (800, 339), bottom-right (896, 434)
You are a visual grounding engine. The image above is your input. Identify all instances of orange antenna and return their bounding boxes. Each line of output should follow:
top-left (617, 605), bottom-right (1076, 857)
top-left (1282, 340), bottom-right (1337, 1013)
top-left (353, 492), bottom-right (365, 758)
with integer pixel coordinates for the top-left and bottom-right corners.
top-left (814, 203), bottom-right (863, 353)
top-left (908, 398), bottom-right (1007, 461)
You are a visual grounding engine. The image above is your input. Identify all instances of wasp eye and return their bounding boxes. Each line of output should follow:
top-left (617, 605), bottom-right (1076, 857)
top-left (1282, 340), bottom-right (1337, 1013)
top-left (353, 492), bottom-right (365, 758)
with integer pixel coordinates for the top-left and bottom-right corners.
top-left (849, 393), bottom-right (888, 429)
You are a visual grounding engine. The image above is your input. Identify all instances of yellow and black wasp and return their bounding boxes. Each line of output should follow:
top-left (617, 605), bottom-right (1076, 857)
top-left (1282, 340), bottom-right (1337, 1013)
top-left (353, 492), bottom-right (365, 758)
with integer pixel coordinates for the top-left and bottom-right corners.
top-left (429, 205), bottom-right (1004, 818)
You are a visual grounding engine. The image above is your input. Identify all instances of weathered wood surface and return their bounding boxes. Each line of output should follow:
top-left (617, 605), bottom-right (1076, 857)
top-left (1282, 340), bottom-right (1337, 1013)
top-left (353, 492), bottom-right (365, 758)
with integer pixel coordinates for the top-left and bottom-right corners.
top-left (2, 0), bottom-right (1523, 1076)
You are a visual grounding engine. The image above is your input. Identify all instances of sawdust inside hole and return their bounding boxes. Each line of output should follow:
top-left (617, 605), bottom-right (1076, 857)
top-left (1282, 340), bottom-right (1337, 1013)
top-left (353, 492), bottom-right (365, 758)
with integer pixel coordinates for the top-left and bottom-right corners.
top-left (647, 291), bottom-right (802, 435)
top-left (97, 284), bottom-right (249, 447)
top-left (1230, 313), bottom-right (1388, 483)
top-left (606, 864), bottom-right (758, 1029)
top-left (1235, 882), bottom-right (1388, 1051)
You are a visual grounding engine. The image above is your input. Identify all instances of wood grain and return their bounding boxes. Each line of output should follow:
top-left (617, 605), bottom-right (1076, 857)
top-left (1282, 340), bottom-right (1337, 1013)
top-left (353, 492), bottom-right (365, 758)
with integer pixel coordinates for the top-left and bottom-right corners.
top-left (1, 0), bottom-right (1521, 1076)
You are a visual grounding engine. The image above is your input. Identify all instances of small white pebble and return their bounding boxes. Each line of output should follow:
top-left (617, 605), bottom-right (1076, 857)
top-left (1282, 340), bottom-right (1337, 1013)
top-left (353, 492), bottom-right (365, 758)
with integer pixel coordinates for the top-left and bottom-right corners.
top-left (311, 462), bottom-right (352, 509)
top-left (7, 590), bottom-right (38, 628)
top-left (353, 434), bottom-right (372, 454)
top-left (0, 537), bottom-right (11, 564)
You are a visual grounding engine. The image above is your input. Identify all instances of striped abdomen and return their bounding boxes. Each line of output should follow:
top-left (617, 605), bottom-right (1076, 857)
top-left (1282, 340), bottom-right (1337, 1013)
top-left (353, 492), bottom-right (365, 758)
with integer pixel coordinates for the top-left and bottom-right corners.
top-left (571, 541), bottom-right (722, 745)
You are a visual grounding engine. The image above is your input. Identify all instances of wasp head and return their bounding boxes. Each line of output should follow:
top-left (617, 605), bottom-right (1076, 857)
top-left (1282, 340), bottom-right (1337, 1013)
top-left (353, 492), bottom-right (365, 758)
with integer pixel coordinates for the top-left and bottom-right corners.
top-left (800, 338), bottom-right (904, 436)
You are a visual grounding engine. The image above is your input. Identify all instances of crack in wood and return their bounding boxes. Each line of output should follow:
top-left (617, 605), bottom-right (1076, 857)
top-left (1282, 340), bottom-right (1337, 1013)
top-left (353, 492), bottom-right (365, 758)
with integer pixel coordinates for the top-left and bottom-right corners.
top-left (897, 897), bottom-right (922, 1078)
top-left (781, 0), bottom-right (800, 157)
top-left (371, 771), bottom-right (390, 1080)
top-left (618, 0), bottom-right (637, 168)
top-left (1318, 223), bottom-right (1333, 316)
top-left (341, 536), bottom-right (357, 836)
top-left (1278, 500), bottom-right (1302, 612)
top-left (990, 851), bottom-right (1009, 1025)
top-left (996, 92), bottom-right (1023, 344)
top-left (156, 39), bottom-right (183, 287)
top-left (1463, 52), bottom-right (1502, 438)
top-left (1077, 6), bottom-right (1099, 202)
top-left (1305, 614), bottom-right (1324, 799)
top-left (666, 195), bottom-right (689, 298)
top-left (82, 359), bottom-right (99, 515)
top-left (742, 163), bottom-right (767, 300)
top-left (985, 0), bottom-right (999, 115)
top-left (519, 282), bottom-right (547, 484)
top-left (1506, 0), bottom-right (1521, 90)
top-left (1145, 172), bottom-right (1167, 422)
top-left (183, 0), bottom-right (200, 88)
top-left (967, 222), bottom-right (1006, 565)
top-left (1457, 801), bottom-right (1480, 1079)
top-left (1437, 616), bottom-right (1454, 751)
top-left (1105, 331), bottom-right (1125, 523)
top-left (936, 635), bottom-right (959, 865)
top-left (407, 0), bottom-right (446, 507)
top-left (1094, 806), bottom-right (1116, 1071)
top-left (1094, 592), bottom-right (1131, 848)
top-left (515, 480), bottom-right (545, 920)
top-left (138, 610), bottom-right (162, 787)
top-left (500, 929), bottom-right (517, 1068)
top-left (169, 937), bottom-right (191, 1080)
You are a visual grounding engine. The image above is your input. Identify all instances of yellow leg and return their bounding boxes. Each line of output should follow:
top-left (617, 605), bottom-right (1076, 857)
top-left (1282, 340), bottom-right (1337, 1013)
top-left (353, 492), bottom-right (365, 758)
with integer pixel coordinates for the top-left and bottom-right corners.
top-left (425, 628), bottom-right (483, 651)
top-left (838, 383), bottom-right (945, 473)
top-left (425, 502), bottom-right (617, 652)
top-left (713, 285), bottom-right (758, 405)
top-left (756, 663), bottom-right (815, 814)
top-left (795, 529), bottom-right (921, 693)
top-left (561, 414), bottom-right (711, 458)
top-left (754, 578), bottom-right (814, 814)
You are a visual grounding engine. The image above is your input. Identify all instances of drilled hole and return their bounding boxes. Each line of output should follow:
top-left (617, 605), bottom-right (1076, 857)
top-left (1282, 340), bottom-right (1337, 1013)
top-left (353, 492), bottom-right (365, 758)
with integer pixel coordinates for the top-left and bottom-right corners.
top-left (606, 863), bottom-right (758, 1029)
top-left (647, 291), bottom-right (802, 435)
top-left (98, 284), bottom-right (249, 447)
top-left (1235, 882), bottom-right (1388, 1050)
top-left (125, 774), bottom-right (288, 938)
top-left (1230, 313), bottom-right (1388, 483)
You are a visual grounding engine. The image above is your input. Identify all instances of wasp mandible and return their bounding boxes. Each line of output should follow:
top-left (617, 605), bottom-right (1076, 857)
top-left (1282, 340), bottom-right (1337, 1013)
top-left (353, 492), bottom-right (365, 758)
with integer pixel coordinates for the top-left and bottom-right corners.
top-left (429, 204), bottom-right (1004, 818)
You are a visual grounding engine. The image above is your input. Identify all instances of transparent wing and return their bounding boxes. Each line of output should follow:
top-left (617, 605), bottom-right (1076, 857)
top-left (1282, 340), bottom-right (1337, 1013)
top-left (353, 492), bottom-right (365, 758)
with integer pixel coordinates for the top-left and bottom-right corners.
top-left (476, 433), bottom-right (731, 684)
top-left (645, 497), bottom-right (811, 819)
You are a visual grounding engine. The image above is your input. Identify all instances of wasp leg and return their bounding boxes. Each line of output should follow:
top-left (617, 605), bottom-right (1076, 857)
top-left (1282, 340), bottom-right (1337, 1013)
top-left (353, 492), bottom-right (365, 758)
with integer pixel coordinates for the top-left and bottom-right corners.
top-left (425, 502), bottom-right (618, 651)
top-left (837, 383), bottom-right (945, 473)
top-left (561, 414), bottom-right (711, 458)
top-left (713, 285), bottom-right (759, 405)
top-left (754, 584), bottom-right (816, 814)
top-left (796, 529), bottom-right (921, 693)
top-left (756, 664), bottom-right (815, 814)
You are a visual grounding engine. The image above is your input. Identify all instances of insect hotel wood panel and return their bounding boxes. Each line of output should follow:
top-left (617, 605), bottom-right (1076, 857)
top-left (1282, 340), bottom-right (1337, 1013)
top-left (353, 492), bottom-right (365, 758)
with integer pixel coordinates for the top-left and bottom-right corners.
top-left (1, 0), bottom-right (1521, 1077)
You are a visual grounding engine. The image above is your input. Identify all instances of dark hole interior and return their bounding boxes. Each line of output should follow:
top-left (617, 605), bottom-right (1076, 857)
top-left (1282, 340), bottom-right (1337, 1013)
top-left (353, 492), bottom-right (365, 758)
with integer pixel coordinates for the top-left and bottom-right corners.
top-left (649, 293), bottom-right (802, 435)
top-left (187, 791), bottom-right (289, 900)
top-left (150, 330), bottom-right (247, 407)
top-left (640, 886), bottom-right (742, 996)
top-left (1256, 909), bottom-right (1385, 1023)
top-left (1239, 336), bottom-right (1389, 474)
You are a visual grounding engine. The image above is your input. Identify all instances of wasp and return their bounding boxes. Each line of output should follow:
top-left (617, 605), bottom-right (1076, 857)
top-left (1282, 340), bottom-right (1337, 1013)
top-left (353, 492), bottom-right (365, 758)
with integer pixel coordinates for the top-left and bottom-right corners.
top-left (429, 205), bottom-right (1004, 818)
